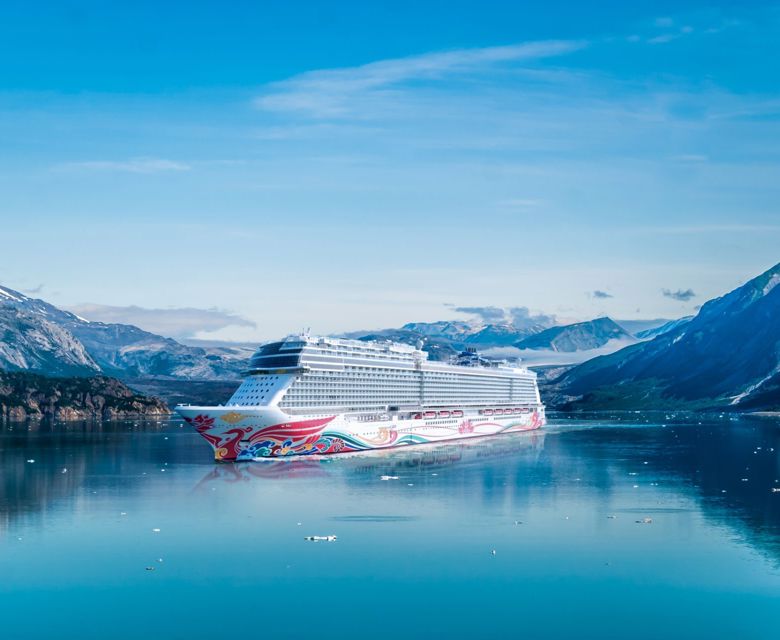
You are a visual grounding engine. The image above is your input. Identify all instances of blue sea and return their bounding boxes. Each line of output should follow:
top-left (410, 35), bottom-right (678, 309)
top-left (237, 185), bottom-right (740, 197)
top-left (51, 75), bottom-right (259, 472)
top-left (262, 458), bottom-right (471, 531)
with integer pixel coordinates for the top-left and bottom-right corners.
top-left (1, 414), bottom-right (779, 639)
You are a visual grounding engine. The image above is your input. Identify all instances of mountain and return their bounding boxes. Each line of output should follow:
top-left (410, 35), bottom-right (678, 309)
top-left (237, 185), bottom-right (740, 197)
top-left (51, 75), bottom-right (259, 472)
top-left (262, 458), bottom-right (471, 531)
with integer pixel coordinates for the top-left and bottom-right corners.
top-left (0, 371), bottom-right (170, 421)
top-left (614, 318), bottom-right (674, 337)
top-left (345, 316), bottom-right (644, 363)
top-left (464, 323), bottom-right (538, 346)
top-left (400, 321), bottom-right (475, 339)
top-left (550, 263), bottom-right (780, 411)
top-left (344, 319), bottom-right (552, 358)
top-left (515, 317), bottom-right (633, 352)
top-left (634, 316), bottom-right (693, 340)
top-left (0, 300), bottom-right (101, 376)
top-left (352, 329), bottom-right (460, 361)
top-left (0, 285), bottom-right (251, 380)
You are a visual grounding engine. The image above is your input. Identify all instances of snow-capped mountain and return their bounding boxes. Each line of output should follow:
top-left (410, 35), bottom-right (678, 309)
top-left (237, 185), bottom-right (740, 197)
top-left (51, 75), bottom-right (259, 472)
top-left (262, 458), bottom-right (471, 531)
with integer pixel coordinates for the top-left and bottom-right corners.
top-left (550, 263), bottom-right (780, 411)
top-left (0, 286), bottom-right (251, 380)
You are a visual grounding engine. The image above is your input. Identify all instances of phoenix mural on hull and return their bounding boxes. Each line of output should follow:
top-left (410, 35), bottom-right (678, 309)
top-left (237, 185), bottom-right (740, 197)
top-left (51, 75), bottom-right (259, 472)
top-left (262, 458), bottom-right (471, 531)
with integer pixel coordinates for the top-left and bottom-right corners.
top-left (181, 409), bottom-right (544, 461)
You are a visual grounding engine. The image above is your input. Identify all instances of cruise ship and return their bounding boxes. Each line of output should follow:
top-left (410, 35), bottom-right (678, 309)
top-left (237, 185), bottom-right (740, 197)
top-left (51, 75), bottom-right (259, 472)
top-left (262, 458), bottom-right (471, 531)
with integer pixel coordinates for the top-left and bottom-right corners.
top-left (175, 334), bottom-right (545, 461)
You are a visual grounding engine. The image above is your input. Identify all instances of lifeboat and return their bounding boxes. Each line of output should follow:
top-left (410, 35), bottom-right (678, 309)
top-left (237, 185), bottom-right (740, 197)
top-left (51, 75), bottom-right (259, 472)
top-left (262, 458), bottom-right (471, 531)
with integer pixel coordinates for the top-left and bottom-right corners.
top-left (438, 410), bottom-right (451, 418)
top-left (521, 407), bottom-right (530, 413)
top-left (413, 413), bottom-right (422, 420)
top-left (452, 410), bottom-right (464, 418)
top-left (481, 409), bottom-right (493, 416)
top-left (494, 409), bottom-right (504, 415)
top-left (423, 411), bottom-right (436, 419)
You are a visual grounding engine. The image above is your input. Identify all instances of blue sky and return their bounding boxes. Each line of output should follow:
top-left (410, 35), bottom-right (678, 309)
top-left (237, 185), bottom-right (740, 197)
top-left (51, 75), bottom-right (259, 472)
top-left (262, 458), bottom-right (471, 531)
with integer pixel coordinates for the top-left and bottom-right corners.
top-left (1, 1), bottom-right (779, 340)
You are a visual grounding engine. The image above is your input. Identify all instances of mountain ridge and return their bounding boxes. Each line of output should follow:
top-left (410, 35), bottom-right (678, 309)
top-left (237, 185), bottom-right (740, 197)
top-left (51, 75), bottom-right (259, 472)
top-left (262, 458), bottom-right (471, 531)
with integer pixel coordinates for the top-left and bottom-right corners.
top-left (549, 262), bottom-right (780, 411)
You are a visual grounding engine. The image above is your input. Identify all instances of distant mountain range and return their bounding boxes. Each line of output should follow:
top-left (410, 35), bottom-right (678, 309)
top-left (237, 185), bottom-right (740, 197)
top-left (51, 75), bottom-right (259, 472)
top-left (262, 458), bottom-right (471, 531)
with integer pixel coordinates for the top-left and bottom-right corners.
top-left (549, 263), bottom-right (780, 411)
top-left (344, 315), bottom-right (654, 361)
top-left (0, 286), bottom-right (251, 380)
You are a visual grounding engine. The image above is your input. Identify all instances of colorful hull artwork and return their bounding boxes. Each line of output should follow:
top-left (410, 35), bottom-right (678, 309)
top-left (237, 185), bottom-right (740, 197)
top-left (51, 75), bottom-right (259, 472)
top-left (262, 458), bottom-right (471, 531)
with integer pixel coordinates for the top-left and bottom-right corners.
top-left (177, 407), bottom-right (545, 461)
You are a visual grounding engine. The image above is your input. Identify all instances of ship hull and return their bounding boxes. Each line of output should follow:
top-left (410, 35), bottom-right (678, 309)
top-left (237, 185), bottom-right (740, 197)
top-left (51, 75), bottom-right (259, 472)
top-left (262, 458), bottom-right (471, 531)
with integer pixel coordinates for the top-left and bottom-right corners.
top-left (176, 406), bottom-right (545, 461)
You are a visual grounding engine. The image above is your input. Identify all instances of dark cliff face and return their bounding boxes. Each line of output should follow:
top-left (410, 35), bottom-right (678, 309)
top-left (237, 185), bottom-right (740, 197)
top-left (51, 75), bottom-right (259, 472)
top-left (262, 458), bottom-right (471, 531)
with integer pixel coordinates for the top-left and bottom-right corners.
top-left (550, 263), bottom-right (780, 411)
top-left (0, 371), bottom-right (170, 421)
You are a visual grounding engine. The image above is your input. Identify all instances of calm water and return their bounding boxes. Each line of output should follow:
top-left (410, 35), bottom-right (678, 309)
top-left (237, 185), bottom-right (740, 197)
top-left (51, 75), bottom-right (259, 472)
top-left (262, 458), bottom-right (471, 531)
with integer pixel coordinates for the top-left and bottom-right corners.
top-left (1, 415), bottom-right (779, 639)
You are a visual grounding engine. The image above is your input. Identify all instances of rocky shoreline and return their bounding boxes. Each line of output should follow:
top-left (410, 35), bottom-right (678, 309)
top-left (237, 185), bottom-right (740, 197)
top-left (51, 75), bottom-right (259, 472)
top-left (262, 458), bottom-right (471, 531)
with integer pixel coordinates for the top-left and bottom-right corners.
top-left (0, 371), bottom-right (170, 421)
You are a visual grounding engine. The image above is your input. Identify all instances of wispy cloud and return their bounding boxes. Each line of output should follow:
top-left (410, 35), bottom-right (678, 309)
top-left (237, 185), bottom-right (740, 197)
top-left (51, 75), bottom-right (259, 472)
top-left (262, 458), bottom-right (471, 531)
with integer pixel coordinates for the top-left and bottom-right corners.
top-left (65, 304), bottom-right (255, 339)
top-left (662, 288), bottom-right (696, 301)
top-left (496, 198), bottom-right (545, 209)
top-left (629, 11), bottom-right (739, 46)
top-left (453, 306), bottom-right (507, 323)
top-left (255, 40), bottom-right (586, 118)
top-left (22, 284), bottom-right (45, 294)
top-left (508, 306), bottom-right (557, 328)
top-left (636, 224), bottom-right (780, 235)
top-left (58, 157), bottom-right (191, 174)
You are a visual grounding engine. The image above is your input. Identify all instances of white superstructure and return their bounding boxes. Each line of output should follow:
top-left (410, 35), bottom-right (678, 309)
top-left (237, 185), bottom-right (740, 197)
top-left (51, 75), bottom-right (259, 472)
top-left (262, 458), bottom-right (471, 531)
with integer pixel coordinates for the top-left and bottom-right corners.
top-left (176, 334), bottom-right (545, 461)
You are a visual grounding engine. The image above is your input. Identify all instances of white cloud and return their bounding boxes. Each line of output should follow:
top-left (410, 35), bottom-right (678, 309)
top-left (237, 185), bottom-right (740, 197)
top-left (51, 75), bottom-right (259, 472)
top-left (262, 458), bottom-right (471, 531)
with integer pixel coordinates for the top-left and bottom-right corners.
top-left (496, 198), bottom-right (545, 209)
top-left (65, 303), bottom-right (255, 339)
top-left (58, 157), bottom-right (191, 173)
top-left (255, 40), bottom-right (586, 118)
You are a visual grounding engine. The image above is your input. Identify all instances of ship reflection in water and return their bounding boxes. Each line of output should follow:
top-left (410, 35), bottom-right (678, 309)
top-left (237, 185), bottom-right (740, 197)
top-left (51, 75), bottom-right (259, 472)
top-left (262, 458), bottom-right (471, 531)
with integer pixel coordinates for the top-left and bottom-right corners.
top-left (195, 430), bottom-right (546, 484)
top-left (0, 415), bottom-right (779, 640)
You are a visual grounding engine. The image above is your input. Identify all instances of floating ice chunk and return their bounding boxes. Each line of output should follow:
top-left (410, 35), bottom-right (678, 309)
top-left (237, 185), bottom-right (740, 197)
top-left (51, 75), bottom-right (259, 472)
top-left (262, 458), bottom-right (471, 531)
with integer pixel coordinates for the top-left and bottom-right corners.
top-left (61, 468), bottom-right (67, 474)
top-left (152, 528), bottom-right (161, 533)
top-left (26, 459), bottom-right (35, 463)
top-left (304, 535), bottom-right (337, 542)
top-left (636, 517), bottom-right (653, 524)
top-left (380, 475), bottom-right (399, 481)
